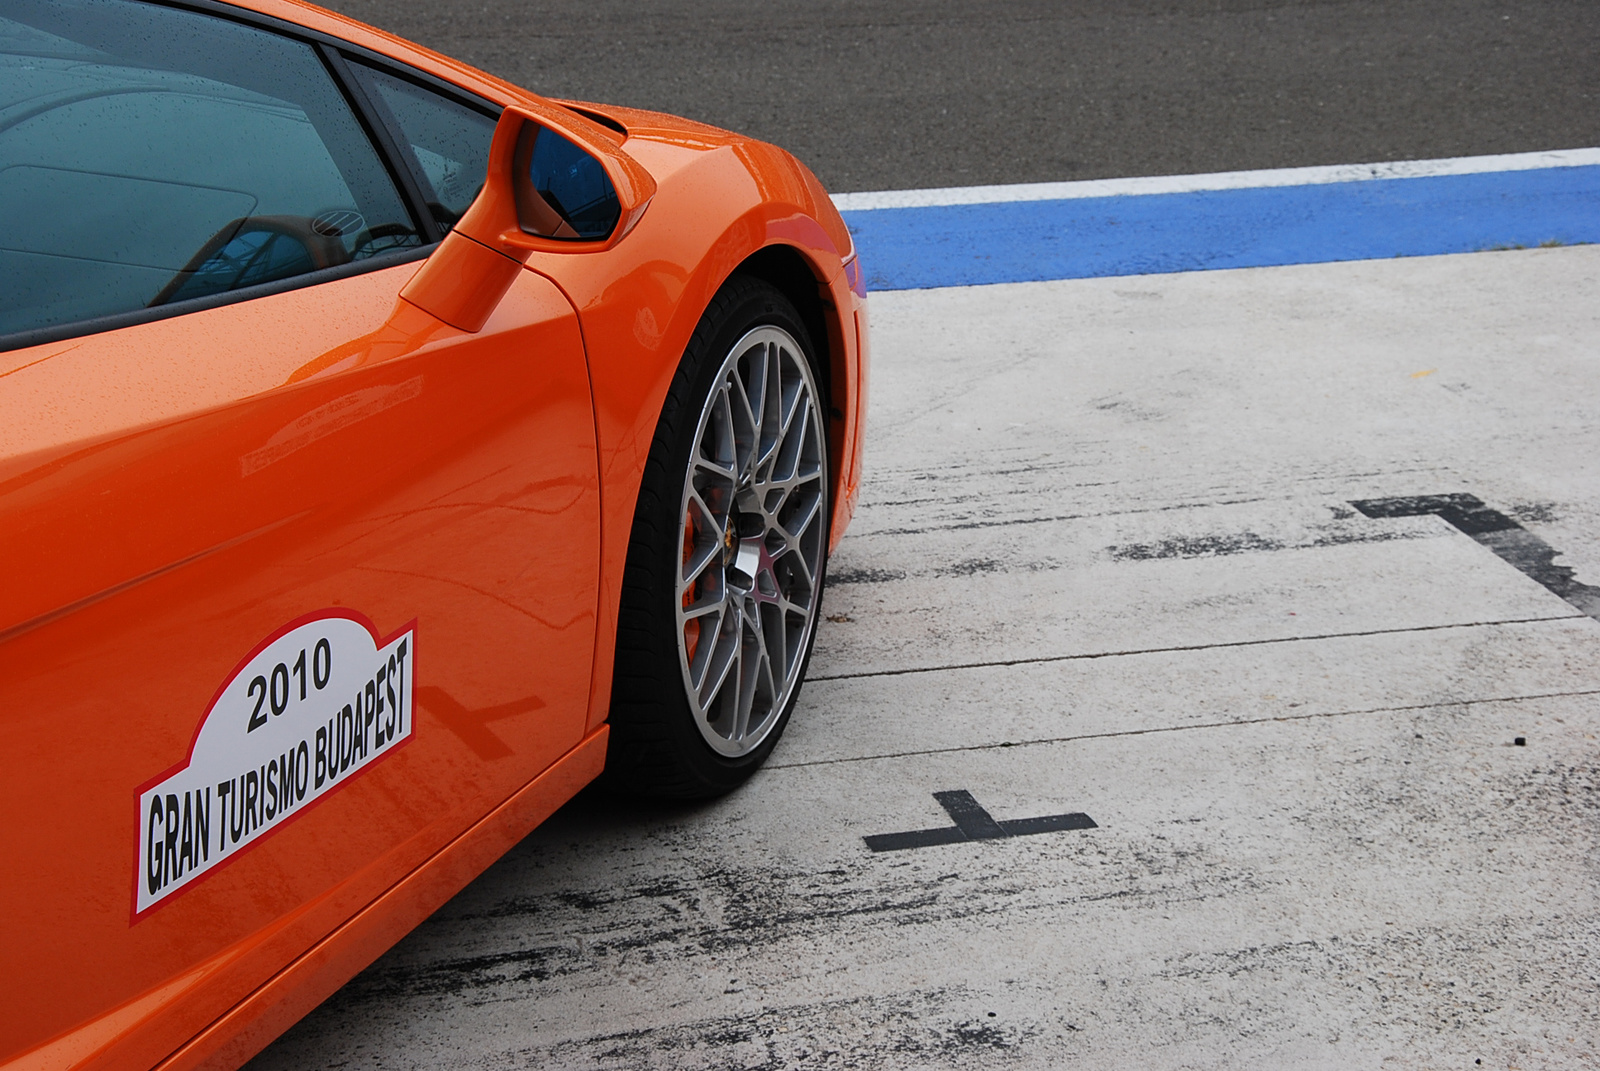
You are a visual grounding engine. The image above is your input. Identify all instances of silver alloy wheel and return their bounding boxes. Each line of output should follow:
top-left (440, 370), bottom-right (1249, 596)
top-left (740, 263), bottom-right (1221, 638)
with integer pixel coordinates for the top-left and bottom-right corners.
top-left (675, 324), bottom-right (827, 757)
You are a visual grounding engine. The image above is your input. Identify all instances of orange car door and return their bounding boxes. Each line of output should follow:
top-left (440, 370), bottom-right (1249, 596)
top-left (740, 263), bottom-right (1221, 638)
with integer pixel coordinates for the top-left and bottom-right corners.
top-left (0, 3), bottom-right (598, 1066)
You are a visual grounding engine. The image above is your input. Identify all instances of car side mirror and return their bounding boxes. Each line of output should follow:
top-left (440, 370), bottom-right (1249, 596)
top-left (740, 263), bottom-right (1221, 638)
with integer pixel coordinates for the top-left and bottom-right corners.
top-left (400, 105), bottom-right (656, 332)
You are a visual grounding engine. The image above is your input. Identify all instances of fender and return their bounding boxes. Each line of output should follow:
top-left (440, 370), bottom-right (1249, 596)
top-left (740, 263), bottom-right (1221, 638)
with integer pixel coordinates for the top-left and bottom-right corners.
top-left (517, 139), bottom-right (860, 736)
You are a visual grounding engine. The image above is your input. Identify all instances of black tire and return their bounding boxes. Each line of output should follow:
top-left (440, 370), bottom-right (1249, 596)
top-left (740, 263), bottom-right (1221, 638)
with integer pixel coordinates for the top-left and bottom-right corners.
top-left (602, 275), bottom-right (830, 799)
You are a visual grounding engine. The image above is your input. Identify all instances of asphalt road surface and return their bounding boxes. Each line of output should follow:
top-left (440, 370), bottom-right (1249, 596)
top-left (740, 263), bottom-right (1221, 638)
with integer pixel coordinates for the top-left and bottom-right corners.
top-left (320, 0), bottom-right (1600, 191)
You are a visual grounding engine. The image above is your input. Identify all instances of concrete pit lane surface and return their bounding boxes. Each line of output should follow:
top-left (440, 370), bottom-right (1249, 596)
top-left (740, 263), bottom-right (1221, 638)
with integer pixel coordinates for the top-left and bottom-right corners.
top-left (250, 247), bottom-right (1600, 1068)
top-left (245, 2), bottom-right (1600, 1068)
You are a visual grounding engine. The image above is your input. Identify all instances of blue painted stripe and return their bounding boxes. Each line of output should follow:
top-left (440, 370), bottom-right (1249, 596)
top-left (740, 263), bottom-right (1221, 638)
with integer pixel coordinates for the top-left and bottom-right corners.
top-left (842, 165), bottom-right (1600, 291)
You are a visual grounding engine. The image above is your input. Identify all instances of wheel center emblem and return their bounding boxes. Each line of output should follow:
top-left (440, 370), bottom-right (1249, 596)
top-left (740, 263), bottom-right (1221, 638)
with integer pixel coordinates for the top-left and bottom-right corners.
top-left (722, 522), bottom-right (738, 567)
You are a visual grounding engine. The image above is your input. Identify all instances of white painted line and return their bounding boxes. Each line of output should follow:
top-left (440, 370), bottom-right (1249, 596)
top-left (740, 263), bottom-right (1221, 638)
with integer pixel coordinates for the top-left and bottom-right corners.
top-left (831, 147), bottom-right (1600, 211)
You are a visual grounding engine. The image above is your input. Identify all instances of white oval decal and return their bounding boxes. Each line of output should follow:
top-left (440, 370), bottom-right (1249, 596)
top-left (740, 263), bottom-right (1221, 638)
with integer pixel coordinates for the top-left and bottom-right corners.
top-left (134, 612), bottom-right (415, 917)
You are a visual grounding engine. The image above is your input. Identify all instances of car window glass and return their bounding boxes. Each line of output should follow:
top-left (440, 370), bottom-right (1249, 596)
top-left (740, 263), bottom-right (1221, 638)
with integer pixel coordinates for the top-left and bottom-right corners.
top-left (347, 63), bottom-right (496, 231)
top-left (0, 0), bottom-right (424, 340)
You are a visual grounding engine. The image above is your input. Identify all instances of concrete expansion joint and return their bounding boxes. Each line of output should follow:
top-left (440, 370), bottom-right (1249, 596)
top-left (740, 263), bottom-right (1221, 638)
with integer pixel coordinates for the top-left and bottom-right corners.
top-left (768, 685), bottom-right (1600, 771)
top-left (807, 613), bottom-right (1585, 684)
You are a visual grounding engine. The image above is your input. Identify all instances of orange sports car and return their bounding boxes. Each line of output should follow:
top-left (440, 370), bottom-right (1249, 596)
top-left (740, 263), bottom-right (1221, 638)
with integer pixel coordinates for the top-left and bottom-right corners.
top-left (0, 0), bottom-right (868, 1066)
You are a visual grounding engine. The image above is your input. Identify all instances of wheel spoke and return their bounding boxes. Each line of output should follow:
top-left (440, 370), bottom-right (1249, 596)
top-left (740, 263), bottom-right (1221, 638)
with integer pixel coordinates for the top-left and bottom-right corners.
top-left (695, 456), bottom-right (737, 483)
top-left (728, 359), bottom-right (763, 480)
top-left (734, 599), bottom-right (769, 741)
top-left (707, 385), bottom-right (740, 476)
top-left (682, 594), bottom-right (724, 621)
top-left (682, 491), bottom-right (725, 584)
top-left (777, 393), bottom-right (814, 482)
top-left (699, 604), bottom-right (740, 709)
top-left (748, 343), bottom-right (770, 448)
top-left (683, 601), bottom-right (719, 690)
top-left (757, 343), bottom-right (785, 470)
top-left (683, 543), bottom-right (719, 588)
top-left (760, 601), bottom-right (787, 695)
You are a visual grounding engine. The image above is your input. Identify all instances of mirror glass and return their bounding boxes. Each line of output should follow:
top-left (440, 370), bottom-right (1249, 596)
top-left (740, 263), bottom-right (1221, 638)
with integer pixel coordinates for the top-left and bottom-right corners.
top-left (522, 126), bottom-right (620, 241)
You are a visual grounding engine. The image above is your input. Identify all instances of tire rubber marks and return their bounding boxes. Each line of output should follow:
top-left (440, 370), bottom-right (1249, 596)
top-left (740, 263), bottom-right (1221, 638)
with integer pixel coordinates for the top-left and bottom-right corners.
top-left (1351, 494), bottom-right (1600, 621)
top-left (865, 494), bottom-right (1588, 854)
top-left (864, 790), bottom-right (1097, 853)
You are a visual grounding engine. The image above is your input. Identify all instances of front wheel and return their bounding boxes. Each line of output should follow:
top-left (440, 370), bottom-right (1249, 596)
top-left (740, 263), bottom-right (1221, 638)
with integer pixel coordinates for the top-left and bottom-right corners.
top-left (604, 276), bottom-right (830, 798)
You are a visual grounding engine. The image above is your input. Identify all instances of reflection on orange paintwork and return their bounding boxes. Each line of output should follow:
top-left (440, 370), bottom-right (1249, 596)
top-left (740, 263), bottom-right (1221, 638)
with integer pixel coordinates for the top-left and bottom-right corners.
top-left (281, 299), bottom-right (445, 386)
top-left (415, 686), bottom-right (546, 760)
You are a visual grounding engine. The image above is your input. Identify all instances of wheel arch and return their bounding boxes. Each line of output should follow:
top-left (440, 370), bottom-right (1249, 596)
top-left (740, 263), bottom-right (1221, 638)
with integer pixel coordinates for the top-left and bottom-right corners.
top-left (730, 243), bottom-right (853, 532)
top-left (732, 245), bottom-right (832, 399)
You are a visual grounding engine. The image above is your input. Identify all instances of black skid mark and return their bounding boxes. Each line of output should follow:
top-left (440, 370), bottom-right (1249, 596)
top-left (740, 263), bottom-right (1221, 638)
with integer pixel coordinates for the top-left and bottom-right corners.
top-left (830, 566), bottom-right (908, 584)
top-left (1351, 494), bottom-right (1600, 621)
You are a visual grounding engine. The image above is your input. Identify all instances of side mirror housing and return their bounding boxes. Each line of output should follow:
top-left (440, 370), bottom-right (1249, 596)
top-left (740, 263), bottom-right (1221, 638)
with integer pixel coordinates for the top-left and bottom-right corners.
top-left (401, 104), bottom-right (656, 332)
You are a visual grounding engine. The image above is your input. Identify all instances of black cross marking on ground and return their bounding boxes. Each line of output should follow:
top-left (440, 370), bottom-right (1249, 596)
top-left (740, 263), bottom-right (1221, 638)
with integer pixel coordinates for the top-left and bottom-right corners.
top-left (863, 790), bottom-right (1097, 852)
top-left (1351, 494), bottom-right (1600, 621)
